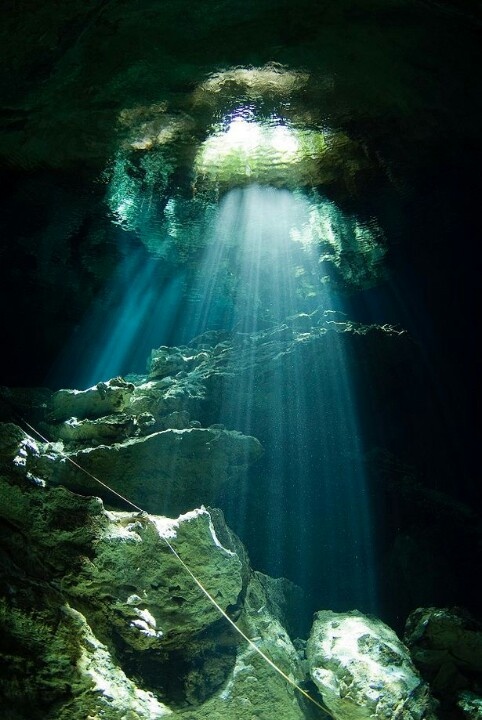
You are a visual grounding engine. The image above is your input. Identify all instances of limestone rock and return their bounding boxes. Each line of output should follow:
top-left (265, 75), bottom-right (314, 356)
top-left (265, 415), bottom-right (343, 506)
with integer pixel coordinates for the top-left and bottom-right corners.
top-left (51, 413), bottom-right (137, 443)
top-left (178, 571), bottom-right (307, 720)
top-left (36, 427), bottom-right (263, 515)
top-left (1, 448), bottom-right (177, 717)
top-left (404, 607), bottom-right (482, 698)
top-left (457, 691), bottom-right (482, 719)
top-left (306, 610), bottom-right (436, 720)
top-left (148, 347), bottom-right (213, 380)
top-left (0, 422), bottom-right (41, 470)
top-left (148, 347), bottom-right (189, 379)
top-left (50, 605), bottom-right (173, 720)
top-left (252, 571), bottom-right (306, 639)
top-left (159, 410), bottom-right (191, 429)
top-left (0, 438), bottom-right (108, 575)
top-left (0, 593), bottom-right (173, 720)
top-left (0, 420), bottom-right (308, 719)
top-left (62, 506), bottom-right (245, 651)
top-left (49, 378), bottom-right (135, 422)
top-left (124, 377), bottom-right (206, 426)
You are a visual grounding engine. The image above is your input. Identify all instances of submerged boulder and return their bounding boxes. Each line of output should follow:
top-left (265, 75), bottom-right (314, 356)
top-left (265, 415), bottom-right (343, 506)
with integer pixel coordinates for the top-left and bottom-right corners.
top-left (457, 692), bottom-right (482, 719)
top-left (35, 426), bottom-right (263, 515)
top-left (62, 506), bottom-right (245, 651)
top-left (404, 607), bottom-right (482, 693)
top-left (178, 571), bottom-right (308, 720)
top-left (306, 610), bottom-right (436, 720)
top-left (404, 607), bottom-right (482, 715)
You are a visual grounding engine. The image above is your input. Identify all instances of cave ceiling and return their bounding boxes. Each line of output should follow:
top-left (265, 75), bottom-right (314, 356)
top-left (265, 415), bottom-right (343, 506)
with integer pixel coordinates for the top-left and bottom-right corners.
top-left (0, 0), bottom-right (480, 389)
top-left (1, 0), bottom-right (481, 172)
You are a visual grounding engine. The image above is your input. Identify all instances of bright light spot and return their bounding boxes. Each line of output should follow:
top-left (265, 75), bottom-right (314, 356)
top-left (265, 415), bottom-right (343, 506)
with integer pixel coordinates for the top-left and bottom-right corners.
top-left (195, 111), bottom-right (325, 187)
top-left (116, 197), bottom-right (135, 219)
top-left (271, 125), bottom-right (300, 157)
top-left (225, 117), bottom-right (262, 149)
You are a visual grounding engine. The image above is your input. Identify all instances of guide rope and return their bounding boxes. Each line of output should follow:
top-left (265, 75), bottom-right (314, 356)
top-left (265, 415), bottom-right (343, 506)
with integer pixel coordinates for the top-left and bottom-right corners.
top-left (7, 408), bottom-right (332, 718)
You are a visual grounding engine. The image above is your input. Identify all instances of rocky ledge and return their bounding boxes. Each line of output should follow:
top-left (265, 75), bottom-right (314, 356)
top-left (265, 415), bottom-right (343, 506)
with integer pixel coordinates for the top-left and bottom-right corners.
top-left (1, 420), bottom-right (482, 718)
top-left (0, 420), bottom-right (438, 720)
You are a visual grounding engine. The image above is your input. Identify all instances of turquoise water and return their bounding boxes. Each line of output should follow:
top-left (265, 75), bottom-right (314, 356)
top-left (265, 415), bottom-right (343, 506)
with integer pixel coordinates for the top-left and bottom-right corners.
top-left (48, 182), bottom-right (386, 626)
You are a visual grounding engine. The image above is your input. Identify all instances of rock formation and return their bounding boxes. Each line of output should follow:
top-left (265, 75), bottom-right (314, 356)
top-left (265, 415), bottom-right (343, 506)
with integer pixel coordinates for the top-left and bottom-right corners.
top-left (0, 420), bottom-right (304, 719)
top-left (2, 415), bottom-right (482, 718)
top-left (405, 607), bottom-right (482, 719)
top-left (306, 610), bottom-right (437, 720)
top-left (1, 319), bottom-right (481, 718)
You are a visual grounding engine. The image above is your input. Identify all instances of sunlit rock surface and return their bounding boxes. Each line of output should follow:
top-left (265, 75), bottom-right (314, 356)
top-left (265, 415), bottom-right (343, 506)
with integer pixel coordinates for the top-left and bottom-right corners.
top-left (50, 605), bottom-right (173, 720)
top-left (61, 507), bottom-right (245, 651)
top-left (306, 610), bottom-right (437, 720)
top-left (49, 377), bottom-right (136, 421)
top-left (0, 426), bottom-right (303, 719)
top-left (17, 371), bottom-right (263, 516)
top-left (0, 595), bottom-right (173, 720)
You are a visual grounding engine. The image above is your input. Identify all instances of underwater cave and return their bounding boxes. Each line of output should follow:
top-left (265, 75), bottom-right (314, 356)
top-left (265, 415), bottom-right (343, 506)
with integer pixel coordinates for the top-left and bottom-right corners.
top-left (0, 2), bottom-right (481, 719)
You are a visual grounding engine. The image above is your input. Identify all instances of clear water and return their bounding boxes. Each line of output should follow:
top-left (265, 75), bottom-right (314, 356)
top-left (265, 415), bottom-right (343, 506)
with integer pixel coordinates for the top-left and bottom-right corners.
top-left (49, 181), bottom-right (383, 626)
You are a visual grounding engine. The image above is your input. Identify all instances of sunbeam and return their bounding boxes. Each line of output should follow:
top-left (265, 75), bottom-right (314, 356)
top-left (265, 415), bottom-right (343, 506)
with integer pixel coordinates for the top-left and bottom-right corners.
top-left (47, 249), bottom-right (186, 389)
top-left (48, 182), bottom-right (379, 618)
top-left (183, 184), bottom-right (379, 617)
